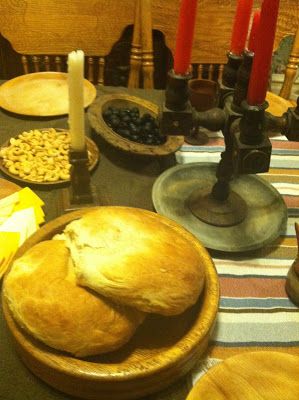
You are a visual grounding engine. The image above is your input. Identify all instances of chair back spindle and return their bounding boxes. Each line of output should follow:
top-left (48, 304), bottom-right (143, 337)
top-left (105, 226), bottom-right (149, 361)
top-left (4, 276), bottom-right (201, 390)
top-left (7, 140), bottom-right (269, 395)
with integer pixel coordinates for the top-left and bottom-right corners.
top-left (279, 25), bottom-right (299, 99)
top-left (140, 0), bottom-right (154, 88)
top-left (128, 0), bottom-right (142, 88)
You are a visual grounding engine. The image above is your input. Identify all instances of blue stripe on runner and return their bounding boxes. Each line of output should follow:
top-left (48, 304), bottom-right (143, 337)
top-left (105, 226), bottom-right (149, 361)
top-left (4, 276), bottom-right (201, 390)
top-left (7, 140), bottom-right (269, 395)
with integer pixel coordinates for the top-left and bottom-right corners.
top-left (220, 297), bottom-right (297, 309)
top-left (211, 340), bottom-right (299, 347)
top-left (179, 146), bottom-right (299, 156)
top-left (218, 274), bottom-right (287, 278)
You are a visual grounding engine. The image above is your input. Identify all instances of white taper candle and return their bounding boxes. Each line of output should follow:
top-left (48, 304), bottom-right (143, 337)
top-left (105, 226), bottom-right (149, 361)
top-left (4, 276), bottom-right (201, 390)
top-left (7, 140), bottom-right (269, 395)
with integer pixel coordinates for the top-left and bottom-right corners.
top-left (67, 50), bottom-right (85, 150)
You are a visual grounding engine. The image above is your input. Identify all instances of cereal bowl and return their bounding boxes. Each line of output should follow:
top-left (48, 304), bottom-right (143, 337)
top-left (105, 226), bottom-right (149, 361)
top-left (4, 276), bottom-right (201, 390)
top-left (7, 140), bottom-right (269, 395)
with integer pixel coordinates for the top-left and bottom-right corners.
top-left (0, 128), bottom-right (99, 186)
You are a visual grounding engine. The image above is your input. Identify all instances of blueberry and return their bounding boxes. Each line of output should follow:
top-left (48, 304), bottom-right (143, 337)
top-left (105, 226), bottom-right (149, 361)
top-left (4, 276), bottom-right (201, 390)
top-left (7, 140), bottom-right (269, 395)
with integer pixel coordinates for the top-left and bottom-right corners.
top-left (121, 114), bottom-right (131, 123)
top-left (131, 121), bottom-right (140, 131)
top-left (129, 134), bottom-right (138, 142)
top-left (110, 116), bottom-right (120, 128)
top-left (117, 128), bottom-right (130, 138)
top-left (102, 106), bottom-right (164, 146)
top-left (131, 116), bottom-right (140, 124)
top-left (103, 109), bottom-right (112, 120)
top-left (111, 108), bottom-right (120, 115)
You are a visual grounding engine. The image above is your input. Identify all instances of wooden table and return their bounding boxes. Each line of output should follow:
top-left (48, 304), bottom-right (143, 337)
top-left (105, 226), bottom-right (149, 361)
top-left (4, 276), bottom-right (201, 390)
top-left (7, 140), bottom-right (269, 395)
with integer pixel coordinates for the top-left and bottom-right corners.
top-left (1, 83), bottom-right (299, 400)
top-left (0, 84), bottom-right (189, 400)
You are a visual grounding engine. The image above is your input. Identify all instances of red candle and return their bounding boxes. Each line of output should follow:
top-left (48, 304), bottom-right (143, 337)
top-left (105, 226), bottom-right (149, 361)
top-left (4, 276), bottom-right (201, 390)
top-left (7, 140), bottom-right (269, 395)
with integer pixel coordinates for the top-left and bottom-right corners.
top-left (173, 0), bottom-right (198, 75)
top-left (247, 10), bottom-right (261, 52)
top-left (247, 0), bottom-right (280, 105)
top-left (230, 0), bottom-right (254, 55)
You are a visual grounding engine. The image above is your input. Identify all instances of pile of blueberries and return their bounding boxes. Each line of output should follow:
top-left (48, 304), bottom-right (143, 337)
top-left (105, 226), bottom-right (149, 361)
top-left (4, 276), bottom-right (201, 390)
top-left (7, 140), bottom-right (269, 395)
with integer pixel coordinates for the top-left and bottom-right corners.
top-left (102, 106), bottom-right (166, 145)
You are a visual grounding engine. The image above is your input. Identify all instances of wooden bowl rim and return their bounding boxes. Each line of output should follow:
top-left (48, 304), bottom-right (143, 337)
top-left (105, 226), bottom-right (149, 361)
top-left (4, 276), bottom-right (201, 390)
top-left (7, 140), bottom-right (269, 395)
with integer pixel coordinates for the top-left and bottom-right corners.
top-left (87, 93), bottom-right (184, 156)
top-left (3, 206), bottom-right (219, 382)
top-left (0, 128), bottom-right (100, 186)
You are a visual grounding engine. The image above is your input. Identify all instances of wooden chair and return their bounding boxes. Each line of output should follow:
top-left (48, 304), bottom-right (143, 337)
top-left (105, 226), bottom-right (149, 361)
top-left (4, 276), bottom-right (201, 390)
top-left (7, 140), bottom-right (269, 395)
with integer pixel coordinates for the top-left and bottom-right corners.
top-left (0, 0), bottom-right (138, 85)
top-left (128, 0), bottom-right (154, 88)
top-left (129, 0), bottom-right (299, 88)
top-left (278, 25), bottom-right (299, 100)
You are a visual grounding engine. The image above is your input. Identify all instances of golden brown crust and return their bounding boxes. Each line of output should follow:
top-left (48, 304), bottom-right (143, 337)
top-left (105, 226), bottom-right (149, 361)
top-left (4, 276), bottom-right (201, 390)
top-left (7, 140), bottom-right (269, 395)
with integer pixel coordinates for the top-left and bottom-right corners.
top-left (3, 240), bottom-right (145, 357)
top-left (64, 206), bottom-right (208, 315)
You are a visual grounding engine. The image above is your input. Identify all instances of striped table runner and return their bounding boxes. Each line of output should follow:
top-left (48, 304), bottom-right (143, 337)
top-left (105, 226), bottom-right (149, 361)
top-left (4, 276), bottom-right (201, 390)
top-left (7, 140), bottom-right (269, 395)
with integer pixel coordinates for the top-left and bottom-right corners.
top-left (175, 131), bottom-right (299, 361)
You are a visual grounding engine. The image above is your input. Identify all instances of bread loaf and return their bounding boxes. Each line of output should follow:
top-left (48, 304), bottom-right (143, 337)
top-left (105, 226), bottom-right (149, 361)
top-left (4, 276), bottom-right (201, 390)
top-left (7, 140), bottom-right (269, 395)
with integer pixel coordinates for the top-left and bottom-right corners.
top-left (63, 206), bottom-right (207, 316)
top-left (3, 240), bottom-right (145, 357)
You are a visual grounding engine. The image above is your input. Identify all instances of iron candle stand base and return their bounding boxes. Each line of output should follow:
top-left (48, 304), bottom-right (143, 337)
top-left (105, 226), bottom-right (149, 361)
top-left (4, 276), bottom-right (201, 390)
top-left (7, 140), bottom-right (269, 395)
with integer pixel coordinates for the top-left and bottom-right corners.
top-left (60, 147), bottom-right (100, 213)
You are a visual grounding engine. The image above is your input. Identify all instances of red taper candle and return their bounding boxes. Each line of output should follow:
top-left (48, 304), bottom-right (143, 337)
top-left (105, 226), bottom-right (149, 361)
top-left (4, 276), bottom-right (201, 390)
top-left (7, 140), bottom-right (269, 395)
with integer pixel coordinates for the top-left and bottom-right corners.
top-left (247, 0), bottom-right (280, 105)
top-left (173, 0), bottom-right (198, 75)
top-left (230, 0), bottom-right (254, 55)
top-left (247, 10), bottom-right (261, 52)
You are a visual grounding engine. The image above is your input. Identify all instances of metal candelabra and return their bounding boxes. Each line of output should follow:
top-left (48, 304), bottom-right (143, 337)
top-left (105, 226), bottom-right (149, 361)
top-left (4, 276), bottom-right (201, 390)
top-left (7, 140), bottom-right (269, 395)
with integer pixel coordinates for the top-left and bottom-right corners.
top-left (153, 51), bottom-right (299, 252)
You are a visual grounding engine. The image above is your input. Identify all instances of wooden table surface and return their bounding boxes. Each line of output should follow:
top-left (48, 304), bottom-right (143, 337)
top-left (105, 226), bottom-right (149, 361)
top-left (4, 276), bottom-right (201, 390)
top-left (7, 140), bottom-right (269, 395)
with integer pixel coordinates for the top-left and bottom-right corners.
top-left (0, 84), bottom-right (190, 400)
top-left (1, 83), bottom-right (299, 400)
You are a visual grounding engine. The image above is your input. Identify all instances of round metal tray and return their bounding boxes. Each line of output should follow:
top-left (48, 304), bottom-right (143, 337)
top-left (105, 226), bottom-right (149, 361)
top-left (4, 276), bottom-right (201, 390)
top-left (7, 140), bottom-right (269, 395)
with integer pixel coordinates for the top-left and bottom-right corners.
top-left (152, 162), bottom-right (288, 252)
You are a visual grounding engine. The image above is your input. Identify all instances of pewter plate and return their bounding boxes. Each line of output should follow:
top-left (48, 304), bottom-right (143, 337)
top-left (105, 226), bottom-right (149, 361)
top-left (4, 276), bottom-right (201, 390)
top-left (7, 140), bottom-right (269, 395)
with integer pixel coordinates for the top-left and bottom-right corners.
top-left (152, 162), bottom-right (288, 252)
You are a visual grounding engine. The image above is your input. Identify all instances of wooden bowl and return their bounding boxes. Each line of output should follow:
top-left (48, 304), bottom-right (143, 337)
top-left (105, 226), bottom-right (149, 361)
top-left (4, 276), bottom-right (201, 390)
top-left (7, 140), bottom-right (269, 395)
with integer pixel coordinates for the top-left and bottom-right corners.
top-left (2, 208), bottom-right (219, 400)
top-left (87, 94), bottom-right (184, 156)
top-left (0, 128), bottom-right (100, 186)
top-left (186, 351), bottom-right (299, 400)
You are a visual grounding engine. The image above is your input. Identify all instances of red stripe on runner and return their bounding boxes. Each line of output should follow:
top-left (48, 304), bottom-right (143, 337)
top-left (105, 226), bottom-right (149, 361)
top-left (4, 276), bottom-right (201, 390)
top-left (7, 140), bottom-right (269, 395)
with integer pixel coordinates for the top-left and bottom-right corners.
top-left (220, 276), bottom-right (288, 298)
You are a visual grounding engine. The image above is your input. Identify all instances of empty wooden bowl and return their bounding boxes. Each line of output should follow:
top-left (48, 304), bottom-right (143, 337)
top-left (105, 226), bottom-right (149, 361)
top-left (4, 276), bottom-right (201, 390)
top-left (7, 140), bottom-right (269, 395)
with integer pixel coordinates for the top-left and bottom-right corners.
top-left (186, 351), bottom-right (299, 400)
top-left (87, 93), bottom-right (184, 156)
top-left (2, 207), bottom-right (219, 400)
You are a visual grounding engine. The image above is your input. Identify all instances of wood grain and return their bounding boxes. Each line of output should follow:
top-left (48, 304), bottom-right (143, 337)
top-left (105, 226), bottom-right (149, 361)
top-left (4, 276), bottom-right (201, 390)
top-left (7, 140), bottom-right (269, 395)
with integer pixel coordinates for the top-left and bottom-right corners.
top-left (0, 0), bottom-right (136, 56)
top-left (128, 0), bottom-right (142, 88)
top-left (266, 91), bottom-right (295, 116)
top-left (279, 25), bottom-right (299, 99)
top-left (151, 0), bottom-right (299, 64)
top-left (0, 178), bottom-right (20, 199)
top-left (0, 72), bottom-right (96, 116)
top-left (0, 0), bottom-right (298, 65)
top-left (87, 93), bottom-right (184, 156)
top-left (186, 351), bottom-right (299, 400)
top-left (0, 133), bottom-right (99, 186)
top-left (2, 207), bottom-right (220, 400)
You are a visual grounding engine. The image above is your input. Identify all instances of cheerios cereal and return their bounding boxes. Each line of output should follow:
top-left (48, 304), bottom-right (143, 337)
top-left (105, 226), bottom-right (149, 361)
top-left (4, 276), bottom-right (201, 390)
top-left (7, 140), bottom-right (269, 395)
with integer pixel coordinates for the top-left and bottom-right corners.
top-left (0, 128), bottom-right (93, 183)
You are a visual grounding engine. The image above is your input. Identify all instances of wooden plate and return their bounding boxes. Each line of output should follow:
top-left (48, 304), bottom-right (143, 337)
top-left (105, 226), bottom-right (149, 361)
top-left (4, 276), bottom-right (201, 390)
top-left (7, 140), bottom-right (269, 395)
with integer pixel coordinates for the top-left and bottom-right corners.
top-left (0, 178), bottom-right (21, 199)
top-left (186, 351), bottom-right (299, 400)
top-left (0, 129), bottom-right (99, 186)
top-left (266, 91), bottom-right (295, 116)
top-left (88, 93), bottom-right (184, 156)
top-left (0, 72), bottom-right (96, 116)
top-left (2, 207), bottom-right (219, 400)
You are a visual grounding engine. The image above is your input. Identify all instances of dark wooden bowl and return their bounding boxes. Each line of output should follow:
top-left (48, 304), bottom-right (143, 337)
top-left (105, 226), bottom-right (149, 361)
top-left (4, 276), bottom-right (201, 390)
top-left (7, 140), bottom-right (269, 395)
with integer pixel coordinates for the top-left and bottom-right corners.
top-left (87, 94), bottom-right (184, 156)
top-left (2, 207), bottom-right (219, 400)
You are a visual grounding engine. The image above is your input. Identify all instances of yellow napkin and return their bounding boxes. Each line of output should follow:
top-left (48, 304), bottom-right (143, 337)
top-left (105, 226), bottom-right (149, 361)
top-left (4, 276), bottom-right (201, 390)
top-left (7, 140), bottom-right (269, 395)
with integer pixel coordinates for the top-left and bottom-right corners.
top-left (13, 187), bottom-right (45, 225)
top-left (0, 187), bottom-right (45, 278)
top-left (0, 231), bottom-right (20, 277)
top-left (0, 186), bottom-right (45, 246)
top-left (0, 207), bottom-right (37, 245)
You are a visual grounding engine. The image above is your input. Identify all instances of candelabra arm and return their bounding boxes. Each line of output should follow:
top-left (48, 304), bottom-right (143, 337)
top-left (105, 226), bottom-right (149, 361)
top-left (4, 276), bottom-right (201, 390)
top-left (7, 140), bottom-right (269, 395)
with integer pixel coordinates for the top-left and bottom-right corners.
top-left (281, 98), bottom-right (299, 141)
top-left (192, 107), bottom-right (226, 132)
top-left (159, 69), bottom-right (194, 136)
top-left (210, 94), bottom-right (242, 201)
top-left (219, 52), bottom-right (243, 107)
top-left (232, 100), bottom-right (272, 175)
top-left (160, 69), bottom-right (226, 137)
top-left (232, 50), bottom-right (254, 108)
top-left (264, 112), bottom-right (288, 135)
top-left (261, 97), bottom-right (299, 141)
